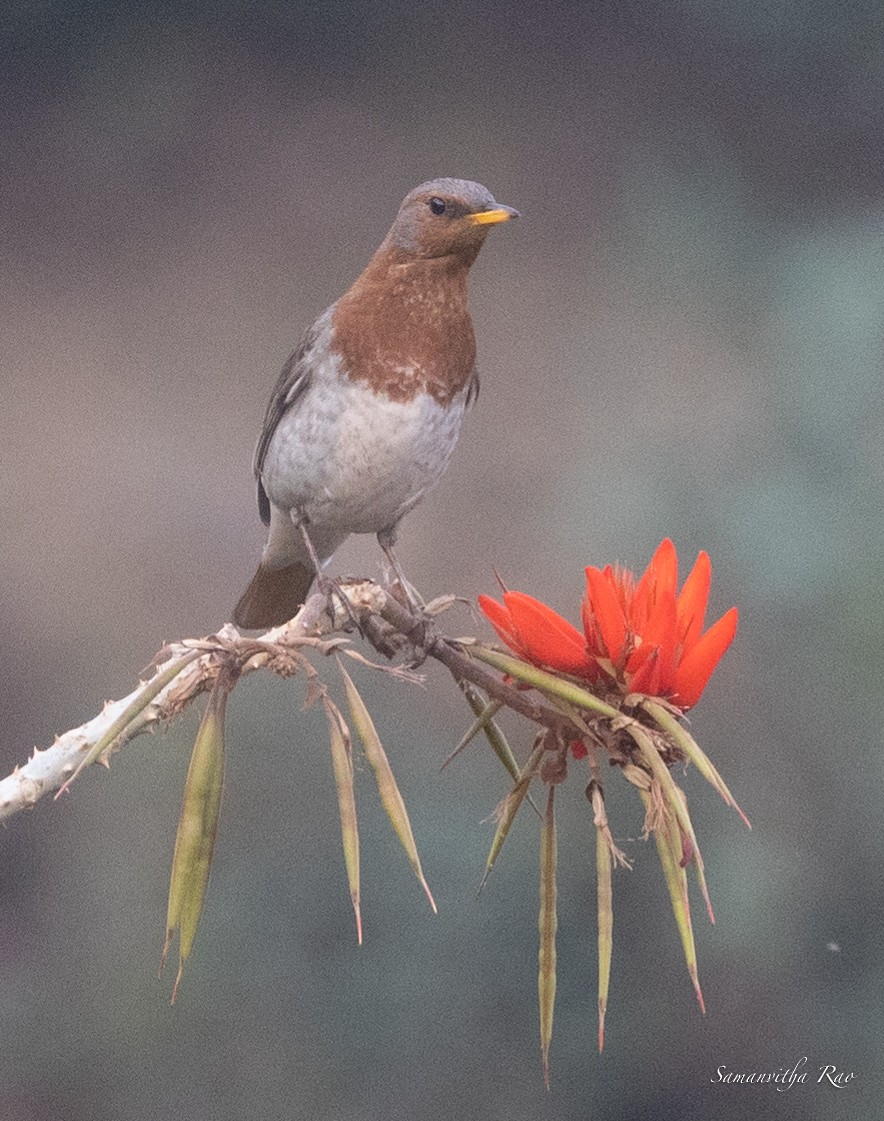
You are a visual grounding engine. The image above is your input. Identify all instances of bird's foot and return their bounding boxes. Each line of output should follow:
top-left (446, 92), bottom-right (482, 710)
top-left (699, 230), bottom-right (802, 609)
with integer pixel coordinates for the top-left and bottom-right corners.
top-left (377, 537), bottom-right (426, 615)
top-left (385, 572), bottom-right (425, 615)
top-left (315, 573), bottom-right (365, 634)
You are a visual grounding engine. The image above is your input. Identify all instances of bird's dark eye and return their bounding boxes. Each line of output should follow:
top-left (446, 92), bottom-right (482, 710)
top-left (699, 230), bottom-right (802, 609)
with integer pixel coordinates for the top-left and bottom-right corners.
top-left (428, 197), bottom-right (446, 216)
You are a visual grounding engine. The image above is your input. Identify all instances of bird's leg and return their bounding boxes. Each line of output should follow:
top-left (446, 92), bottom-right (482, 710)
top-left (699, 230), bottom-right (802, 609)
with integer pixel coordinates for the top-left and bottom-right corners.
top-left (295, 514), bottom-right (362, 630)
top-left (377, 526), bottom-right (425, 614)
top-left (375, 528), bottom-right (438, 667)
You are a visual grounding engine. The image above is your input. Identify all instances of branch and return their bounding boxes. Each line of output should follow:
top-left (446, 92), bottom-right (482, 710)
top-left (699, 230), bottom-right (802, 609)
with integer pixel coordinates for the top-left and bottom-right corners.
top-left (1, 570), bottom-right (749, 1070)
top-left (0, 587), bottom-right (354, 822)
top-left (0, 580), bottom-right (570, 824)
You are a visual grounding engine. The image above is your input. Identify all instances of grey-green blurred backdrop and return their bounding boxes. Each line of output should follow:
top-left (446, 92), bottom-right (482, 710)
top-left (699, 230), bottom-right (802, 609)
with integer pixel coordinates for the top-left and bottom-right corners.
top-left (2, 2), bottom-right (882, 1118)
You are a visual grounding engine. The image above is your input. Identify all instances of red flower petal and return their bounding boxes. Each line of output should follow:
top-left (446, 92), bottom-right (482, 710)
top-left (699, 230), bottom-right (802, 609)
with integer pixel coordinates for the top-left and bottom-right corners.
top-left (640, 586), bottom-right (678, 691)
top-left (676, 551), bottom-right (711, 651)
top-left (628, 644), bottom-right (662, 696)
top-left (503, 592), bottom-right (595, 675)
top-left (673, 607), bottom-right (738, 708)
top-left (633, 538), bottom-right (677, 629)
top-left (478, 594), bottom-right (526, 656)
top-left (583, 565), bottom-right (628, 661)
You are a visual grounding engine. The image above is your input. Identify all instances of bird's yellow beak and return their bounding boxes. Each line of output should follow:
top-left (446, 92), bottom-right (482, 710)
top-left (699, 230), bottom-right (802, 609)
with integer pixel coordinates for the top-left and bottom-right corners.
top-left (469, 205), bottom-right (520, 226)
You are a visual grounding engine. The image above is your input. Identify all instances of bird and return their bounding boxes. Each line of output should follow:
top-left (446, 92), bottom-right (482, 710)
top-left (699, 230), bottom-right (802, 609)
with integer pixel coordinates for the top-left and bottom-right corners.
top-left (233, 177), bottom-right (519, 629)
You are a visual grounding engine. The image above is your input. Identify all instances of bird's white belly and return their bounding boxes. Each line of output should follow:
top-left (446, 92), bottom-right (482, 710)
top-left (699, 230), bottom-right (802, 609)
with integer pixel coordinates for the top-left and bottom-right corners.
top-left (261, 367), bottom-right (468, 535)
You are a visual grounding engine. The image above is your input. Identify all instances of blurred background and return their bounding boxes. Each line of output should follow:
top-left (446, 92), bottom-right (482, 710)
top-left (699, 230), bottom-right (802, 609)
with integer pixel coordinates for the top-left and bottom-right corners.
top-left (2, 1), bottom-right (882, 1118)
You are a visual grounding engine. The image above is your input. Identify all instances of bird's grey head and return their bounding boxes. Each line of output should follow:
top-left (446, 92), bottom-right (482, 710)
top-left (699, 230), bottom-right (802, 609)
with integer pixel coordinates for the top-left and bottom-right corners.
top-left (385, 178), bottom-right (519, 259)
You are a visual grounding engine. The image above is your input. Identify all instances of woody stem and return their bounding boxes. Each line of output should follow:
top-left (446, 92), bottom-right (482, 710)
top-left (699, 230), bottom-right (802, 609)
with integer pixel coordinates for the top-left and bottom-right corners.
top-left (372, 588), bottom-right (572, 737)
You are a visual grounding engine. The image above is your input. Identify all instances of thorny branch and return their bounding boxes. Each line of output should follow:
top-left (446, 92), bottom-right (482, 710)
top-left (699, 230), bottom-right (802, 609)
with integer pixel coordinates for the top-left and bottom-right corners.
top-left (0, 579), bottom-right (575, 824)
top-left (0, 574), bottom-right (749, 1075)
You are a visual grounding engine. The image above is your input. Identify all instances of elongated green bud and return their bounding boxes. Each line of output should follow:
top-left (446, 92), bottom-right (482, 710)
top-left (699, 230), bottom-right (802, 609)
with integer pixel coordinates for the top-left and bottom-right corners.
top-left (161, 672), bottom-right (228, 1002)
top-left (538, 785), bottom-right (558, 1088)
top-left (323, 697), bottom-right (362, 944)
top-left (336, 657), bottom-right (436, 913)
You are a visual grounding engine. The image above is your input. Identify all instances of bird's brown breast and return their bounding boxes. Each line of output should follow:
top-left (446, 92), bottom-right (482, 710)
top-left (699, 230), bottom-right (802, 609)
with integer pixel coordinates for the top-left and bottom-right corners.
top-left (331, 256), bottom-right (477, 406)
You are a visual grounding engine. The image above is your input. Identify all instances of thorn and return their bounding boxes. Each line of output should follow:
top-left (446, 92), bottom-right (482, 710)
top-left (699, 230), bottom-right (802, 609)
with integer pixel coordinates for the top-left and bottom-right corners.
top-left (159, 930), bottom-right (172, 979)
top-left (492, 566), bottom-right (509, 594)
top-left (422, 878), bottom-right (438, 915)
top-left (692, 971), bottom-right (706, 1015)
top-left (170, 961), bottom-right (184, 1005)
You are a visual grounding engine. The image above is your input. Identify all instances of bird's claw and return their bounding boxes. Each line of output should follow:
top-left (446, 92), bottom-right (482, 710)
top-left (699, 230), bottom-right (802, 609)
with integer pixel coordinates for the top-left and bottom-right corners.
top-left (316, 574), bottom-right (365, 635)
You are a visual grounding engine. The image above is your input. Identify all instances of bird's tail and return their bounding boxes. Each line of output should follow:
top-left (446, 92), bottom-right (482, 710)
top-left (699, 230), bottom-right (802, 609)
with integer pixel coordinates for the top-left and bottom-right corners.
top-left (233, 561), bottom-right (316, 629)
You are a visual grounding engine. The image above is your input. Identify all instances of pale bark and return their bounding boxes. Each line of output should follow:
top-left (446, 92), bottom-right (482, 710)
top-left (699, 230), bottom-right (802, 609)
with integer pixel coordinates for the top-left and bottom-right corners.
top-left (0, 580), bottom-right (566, 824)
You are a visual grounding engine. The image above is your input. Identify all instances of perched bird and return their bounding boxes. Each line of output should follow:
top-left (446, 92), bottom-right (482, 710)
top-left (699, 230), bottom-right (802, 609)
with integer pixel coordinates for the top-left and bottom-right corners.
top-left (233, 177), bottom-right (518, 629)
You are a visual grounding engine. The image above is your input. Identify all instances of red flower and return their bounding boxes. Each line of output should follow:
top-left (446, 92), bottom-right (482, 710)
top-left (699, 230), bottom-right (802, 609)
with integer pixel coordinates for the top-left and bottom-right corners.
top-left (477, 590), bottom-right (599, 678)
top-left (479, 540), bottom-right (737, 709)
